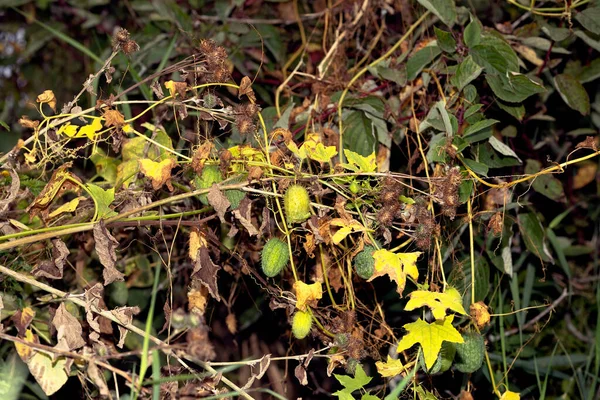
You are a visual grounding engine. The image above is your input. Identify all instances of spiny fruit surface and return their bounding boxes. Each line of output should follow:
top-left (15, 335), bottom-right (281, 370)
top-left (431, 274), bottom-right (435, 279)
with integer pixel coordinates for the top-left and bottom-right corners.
top-left (194, 165), bottom-right (222, 205)
top-left (284, 184), bottom-right (311, 224)
top-left (223, 174), bottom-right (246, 209)
top-left (292, 310), bottom-right (312, 339)
top-left (261, 238), bottom-right (289, 277)
top-left (353, 244), bottom-right (378, 279)
top-left (454, 332), bottom-right (485, 373)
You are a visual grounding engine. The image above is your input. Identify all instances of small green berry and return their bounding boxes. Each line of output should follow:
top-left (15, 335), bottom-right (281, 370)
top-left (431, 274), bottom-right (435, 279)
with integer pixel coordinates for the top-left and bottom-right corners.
top-left (284, 184), bottom-right (311, 224)
top-left (261, 238), bottom-right (289, 277)
top-left (292, 310), bottom-right (312, 339)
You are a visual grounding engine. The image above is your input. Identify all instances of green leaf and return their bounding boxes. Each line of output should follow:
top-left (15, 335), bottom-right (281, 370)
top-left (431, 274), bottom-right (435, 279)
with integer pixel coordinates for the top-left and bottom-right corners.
top-left (369, 60), bottom-right (407, 85)
top-left (416, 0), bottom-right (457, 26)
top-left (463, 17), bottom-right (482, 48)
top-left (485, 73), bottom-right (545, 103)
top-left (343, 111), bottom-right (376, 157)
top-left (474, 142), bottom-right (521, 168)
top-left (407, 45), bottom-right (442, 80)
top-left (553, 74), bottom-right (590, 115)
top-left (574, 7), bottom-right (600, 35)
top-left (334, 364), bottom-right (372, 393)
top-left (362, 395), bottom-right (379, 400)
top-left (518, 212), bottom-right (553, 263)
top-left (525, 159), bottom-right (565, 201)
top-left (462, 158), bottom-right (488, 176)
top-left (86, 183), bottom-right (118, 219)
top-left (448, 256), bottom-right (490, 311)
top-left (426, 133), bottom-right (448, 164)
top-left (471, 34), bottom-right (519, 74)
top-left (464, 104), bottom-right (483, 118)
top-left (463, 118), bottom-right (498, 142)
top-left (434, 27), bottom-right (456, 53)
top-left (488, 136), bottom-right (521, 162)
top-left (451, 55), bottom-right (483, 91)
top-left (541, 24), bottom-right (571, 42)
top-left (497, 101), bottom-right (526, 121)
top-left (579, 58), bottom-right (600, 83)
top-left (333, 390), bottom-right (355, 400)
top-left (574, 30), bottom-right (600, 52)
top-left (0, 120), bottom-right (9, 131)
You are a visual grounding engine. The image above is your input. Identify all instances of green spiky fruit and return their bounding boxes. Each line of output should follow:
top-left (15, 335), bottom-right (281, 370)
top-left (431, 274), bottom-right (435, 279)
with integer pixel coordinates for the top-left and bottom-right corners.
top-left (284, 184), bottom-right (311, 224)
top-left (353, 245), bottom-right (377, 279)
top-left (454, 332), bottom-right (485, 373)
top-left (223, 174), bottom-right (246, 209)
top-left (419, 341), bottom-right (456, 374)
top-left (261, 238), bottom-right (289, 277)
top-left (292, 310), bottom-right (312, 339)
top-left (194, 166), bottom-right (222, 205)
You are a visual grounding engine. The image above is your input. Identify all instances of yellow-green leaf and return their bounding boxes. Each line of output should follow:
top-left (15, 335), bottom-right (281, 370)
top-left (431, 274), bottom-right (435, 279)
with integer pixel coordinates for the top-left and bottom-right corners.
top-left (27, 352), bottom-right (69, 395)
top-left (138, 158), bottom-right (177, 190)
top-left (376, 355), bottom-right (405, 377)
top-left (405, 287), bottom-right (468, 320)
top-left (330, 218), bottom-right (366, 245)
top-left (78, 117), bottom-right (103, 140)
top-left (369, 249), bottom-right (421, 296)
top-left (342, 150), bottom-right (377, 172)
top-left (500, 391), bottom-right (520, 400)
top-left (306, 142), bottom-right (338, 163)
top-left (396, 316), bottom-right (463, 370)
top-left (48, 196), bottom-right (85, 218)
top-left (85, 183), bottom-right (117, 219)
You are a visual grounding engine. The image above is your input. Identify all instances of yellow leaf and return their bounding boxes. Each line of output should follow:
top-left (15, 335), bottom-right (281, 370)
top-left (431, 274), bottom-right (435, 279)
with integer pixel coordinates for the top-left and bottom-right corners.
top-left (342, 150), bottom-right (377, 172)
top-left (396, 316), bottom-right (464, 370)
top-left (48, 196), bottom-right (85, 218)
top-left (57, 123), bottom-right (79, 137)
top-left (189, 229), bottom-right (208, 261)
top-left (500, 391), bottom-right (520, 400)
top-left (470, 301), bottom-right (491, 329)
top-left (376, 355), bottom-right (405, 377)
top-left (573, 162), bottom-right (597, 189)
top-left (138, 158), bottom-right (177, 190)
top-left (36, 90), bottom-right (56, 112)
top-left (15, 329), bottom-right (36, 361)
top-left (78, 117), bottom-right (103, 140)
top-left (369, 249), bottom-right (421, 297)
top-left (293, 281), bottom-right (322, 311)
top-left (306, 142), bottom-right (338, 163)
top-left (164, 80), bottom-right (187, 98)
top-left (405, 287), bottom-right (467, 320)
top-left (330, 218), bottom-right (366, 245)
top-left (27, 352), bottom-right (69, 395)
top-left (286, 140), bottom-right (306, 159)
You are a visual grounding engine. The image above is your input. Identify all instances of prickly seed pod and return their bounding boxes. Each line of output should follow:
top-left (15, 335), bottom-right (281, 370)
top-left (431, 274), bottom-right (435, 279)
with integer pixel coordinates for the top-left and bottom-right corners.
top-left (261, 238), bottom-right (289, 277)
top-left (292, 310), bottom-right (312, 339)
top-left (454, 332), bottom-right (485, 373)
top-left (284, 184), bottom-right (311, 224)
top-left (194, 165), bottom-right (222, 205)
top-left (353, 245), bottom-right (377, 279)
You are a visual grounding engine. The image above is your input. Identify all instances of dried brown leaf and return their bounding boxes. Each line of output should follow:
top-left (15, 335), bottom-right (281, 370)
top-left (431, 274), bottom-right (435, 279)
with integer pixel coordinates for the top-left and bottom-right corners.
top-left (238, 76), bottom-right (256, 102)
top-left (207, 185), bottom-right (230, 223)
top-left (93, 221), bottom-right (124, 285)
top-left (111, 306), bottom-right (140, 348)
top-left (294, 364), bottom-right (308, 386)
top-left (191, 246), bottom-right (222, 301)
top-left (103, 109), bottom-right (125, 128)
top-left (575, 136), bottom-right (598, 151)
top-left (32, 239), bottom-right (69, 280)
top-left (36, 90), bottom-right (56, 112)
top-left (87, 362), bottom-right (110, 398)
top-left (226, 313), bottom-right (237, 334)
top-left (232, 197), bottom-right (259, 236)
top-left (12, 307), bottom-right (35, 336)
top-left (27, 163), bottom-right (82, 220)
top-left (52, 303), bottom-right (85, 351)
top-left (0, 166), bottom-right (19, 216)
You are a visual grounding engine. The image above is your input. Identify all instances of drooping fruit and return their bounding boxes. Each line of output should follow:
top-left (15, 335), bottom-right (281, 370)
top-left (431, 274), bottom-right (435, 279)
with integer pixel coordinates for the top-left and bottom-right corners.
top-left (454, 332), bottom-right (485, 373)
top-left (261, 238), bottom-right (289, 277)
top-left (194, 165), bottom-right (222, 205)
top-left (419, 341), bottom-right (456, 374)
top-left (353, 244), bottom-right (378, 279)
top-left (292, 310), bottom-right (312, 339)
top-left (284, 184), bottom-right (311, 224)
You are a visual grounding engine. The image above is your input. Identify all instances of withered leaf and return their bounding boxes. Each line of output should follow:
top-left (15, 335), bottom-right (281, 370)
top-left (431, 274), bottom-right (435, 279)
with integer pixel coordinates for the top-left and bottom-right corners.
top-left (575, 136), bottom-right (598, 151)
top-left (207, 185), bottom-right (230, 223)
top-left (0, 166), bottom-right (19, 216)
top-left (12, 307), bottom-right (35, 336)
top-left (150, 80), bottom-right (164, 99)
top-left (232, 197), bottom-right (259, 236)
top-left (111, 306), bottom-right (140, 348)
top-left (103, 109), bottom-right (125, 128)
top-left (19, 116), bottom-right (40, 130)
top-left (191, 246), bottom-right (222, 301)
top-left (27, 163), bottom-right (82, 220)
top-left (32, 239), bottom-right (69, 280)
top-left (294, 364), bottom-right (308, 386)
top-left (87, 362), bottom-right (110, 398)
top-left (139, 158), bottom-right (177, 191)
top-left (238, 76), bottom-right (256, 102)
top-left (36, 90), bottom-right (57, 112)
top-left (93, 221), bottom-right (124, 285)
top-left (52, 303), bottom-right (86, 351)
top-left (191, 141), bottom-right (213, 174)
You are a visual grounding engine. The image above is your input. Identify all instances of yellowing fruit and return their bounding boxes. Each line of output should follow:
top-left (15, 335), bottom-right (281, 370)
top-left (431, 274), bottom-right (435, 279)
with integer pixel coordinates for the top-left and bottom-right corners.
top-left (261, 238), bottom-right (289, 277)
top-left (292, 310), bottom-right (312, 339)
top-left (284, 184), bottom-right (311, 224)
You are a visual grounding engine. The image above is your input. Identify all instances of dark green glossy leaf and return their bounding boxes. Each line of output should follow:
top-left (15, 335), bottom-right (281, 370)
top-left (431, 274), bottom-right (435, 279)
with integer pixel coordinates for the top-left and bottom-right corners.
top-left (434, 27), bottom-right (456, 53)
top-left (554, 73), bottom-right (590, 115)
top-left (343, 111), bottom-right (376, 157)
top-left (474, 142), bottom-right (522, 168)
top-left (463, 118), bottom-right (498, 143)
top-left (497, 101), bottom-right (526, 121)
top-left (451, 55), bottom-right (483, 91)
top-left (417, 0), bottom-right (457, 26)
top-left (464, 17), bottom-right (482, 48)
top-left (407, 45), bottom-right (442, 80)
top-left (518, 212), bottom-right (553, 263)
top-left (462, 158), bottom-right (488, 176)
top-left (471, 34), bottom-right (519, 74)
top-left (485, 73), bottom-right (545, 103)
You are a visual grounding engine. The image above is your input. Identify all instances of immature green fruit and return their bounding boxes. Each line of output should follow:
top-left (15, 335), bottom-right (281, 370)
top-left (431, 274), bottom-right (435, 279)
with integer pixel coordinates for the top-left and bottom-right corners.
top-left (194, 166), bottom-right (222, 205)
top-left (223, 174), bottom-right (246, 209)
top-left (454, 332), bottom-right (485, 373)
top-left (292, 310), bottom-right (312, 339)
top-left (349, 181), bottom-right (360, 194)
top-left (419, 341), bottom-right (456, 374)
top-left (353, 245), bottom-right (376, 279)
top-left (261, 238), bottom-right (289, 277)
top-left (284, 184), bottom-right (311, 224)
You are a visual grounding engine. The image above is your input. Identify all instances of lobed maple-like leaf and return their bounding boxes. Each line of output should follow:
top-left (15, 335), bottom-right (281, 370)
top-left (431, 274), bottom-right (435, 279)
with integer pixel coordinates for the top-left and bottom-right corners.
top-left (368, 249), bottom-right (421, 297)
top-left (396, 315), bottom-right (464, 370)
top-left (405, 287), bottom-right (467, 320)
top-left (293, 281), bottom-right (322, 311)
top-left (375, 355), bottom-right (405, 377)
